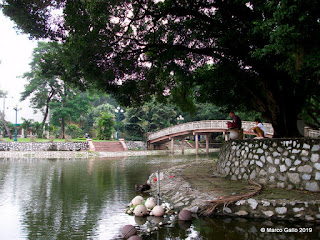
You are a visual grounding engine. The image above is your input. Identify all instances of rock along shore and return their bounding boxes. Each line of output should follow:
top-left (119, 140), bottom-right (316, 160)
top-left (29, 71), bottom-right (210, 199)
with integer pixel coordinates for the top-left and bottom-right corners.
top-left (147, 160), bottom-right (320, 223)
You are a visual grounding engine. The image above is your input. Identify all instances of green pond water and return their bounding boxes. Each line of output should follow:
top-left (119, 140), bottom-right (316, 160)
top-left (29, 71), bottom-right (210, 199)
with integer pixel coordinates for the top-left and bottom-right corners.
top-left (0, 154), bottom-right (319, 240)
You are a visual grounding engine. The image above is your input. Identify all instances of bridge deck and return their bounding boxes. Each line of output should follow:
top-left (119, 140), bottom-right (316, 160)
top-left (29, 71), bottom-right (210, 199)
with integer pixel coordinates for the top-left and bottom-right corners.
top-left (147, 120), bottom-right (320, 154)
top-left (147, 120), bottom-right (273, 144)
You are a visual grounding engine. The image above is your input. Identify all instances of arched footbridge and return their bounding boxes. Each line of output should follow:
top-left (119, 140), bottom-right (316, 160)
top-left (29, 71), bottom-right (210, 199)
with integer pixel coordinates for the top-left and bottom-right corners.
top-left (147, 120), bottom-right (274, 153)
top-left (147, 120), bottom-right (320, 154)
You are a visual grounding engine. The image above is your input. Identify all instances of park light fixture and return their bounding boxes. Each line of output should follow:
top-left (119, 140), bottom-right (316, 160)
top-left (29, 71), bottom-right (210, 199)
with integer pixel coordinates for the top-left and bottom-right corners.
top-left (13, 105), bottom-right (22, 142)
top-left (115, 106), bottom-right (124, 141)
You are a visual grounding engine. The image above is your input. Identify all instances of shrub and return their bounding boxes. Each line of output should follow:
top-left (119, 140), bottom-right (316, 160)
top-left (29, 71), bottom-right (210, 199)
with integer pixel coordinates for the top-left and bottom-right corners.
top-left (30, 136), bottom-right (37, 142)
top-left (65, 135), bottom-right (72, 142)
top-left (49, 135), bottom-right (55, 143)
top-left (66, 124), bottom-right (83, 139)
top-left (95, 112), bottom-right (115, 140)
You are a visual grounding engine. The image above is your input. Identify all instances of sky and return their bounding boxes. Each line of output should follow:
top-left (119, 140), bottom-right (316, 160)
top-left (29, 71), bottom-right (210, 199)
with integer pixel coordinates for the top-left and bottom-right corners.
top-left (0, 12), bottom-right (42, 124)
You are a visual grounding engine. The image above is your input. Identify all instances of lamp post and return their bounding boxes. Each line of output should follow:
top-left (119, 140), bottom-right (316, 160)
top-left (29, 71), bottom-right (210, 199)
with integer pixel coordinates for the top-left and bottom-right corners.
top-left (177, 115), bottom-right (184, 124)
top-left (13, 105), bottom-right (22, 142)
top-left (114, 106), bottom-right (124, 141)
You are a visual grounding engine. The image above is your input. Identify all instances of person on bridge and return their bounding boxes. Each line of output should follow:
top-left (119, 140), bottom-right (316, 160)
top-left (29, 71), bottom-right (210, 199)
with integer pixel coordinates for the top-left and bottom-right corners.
top-left (227, 111), bottom-right (242, 129)
top-left (248, 118), bottom-right (267, 138)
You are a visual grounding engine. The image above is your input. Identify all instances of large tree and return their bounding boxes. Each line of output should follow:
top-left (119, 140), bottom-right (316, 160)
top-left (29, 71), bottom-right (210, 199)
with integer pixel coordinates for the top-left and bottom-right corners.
top-left (49, 85), bottom-right (93, 139)
top-left (21, 42), bottom-right (62, 127)
top-left (21, 41), bottom-right (95, 138)
top-left (3, 0), bottom-right (320, 137)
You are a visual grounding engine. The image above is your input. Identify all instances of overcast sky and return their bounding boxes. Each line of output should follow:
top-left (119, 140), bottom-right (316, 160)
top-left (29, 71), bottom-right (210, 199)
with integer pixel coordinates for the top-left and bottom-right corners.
top-left (0, 12), bottom-right (42, 124)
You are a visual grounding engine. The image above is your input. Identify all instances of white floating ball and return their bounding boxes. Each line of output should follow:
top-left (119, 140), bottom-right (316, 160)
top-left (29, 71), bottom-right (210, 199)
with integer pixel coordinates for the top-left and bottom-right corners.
top-left (152, 205), bottom-right (165, 217)
top-left (145, 197), bottom-right (157, 209)
top-left (131, 196), bottom-right (144, 206)
top-left (147, 197), bottom-right (156, 202)
top-left (134, 204), bottom-right (147, 217)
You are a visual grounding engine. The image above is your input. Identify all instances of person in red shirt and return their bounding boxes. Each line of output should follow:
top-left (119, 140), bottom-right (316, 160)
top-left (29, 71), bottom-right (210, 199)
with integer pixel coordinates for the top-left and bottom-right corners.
top-left (227, 111), bottom-right (242, 129)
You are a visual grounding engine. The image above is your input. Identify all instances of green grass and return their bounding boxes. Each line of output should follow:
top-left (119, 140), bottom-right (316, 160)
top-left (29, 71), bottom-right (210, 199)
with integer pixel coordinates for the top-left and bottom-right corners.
top-left (1, 138), bottom-right (117, 143)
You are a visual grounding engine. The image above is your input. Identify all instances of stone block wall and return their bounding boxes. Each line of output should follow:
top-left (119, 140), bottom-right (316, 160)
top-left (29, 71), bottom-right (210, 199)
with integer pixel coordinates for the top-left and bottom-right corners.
top-left (214, 198), bottom-right (320, 222)
top-left (126, 141), bottom-right (147, 150)
top-left (0, 142), bottom-right (89, 151)
top-left (216, 139), bottom-right (320, 192)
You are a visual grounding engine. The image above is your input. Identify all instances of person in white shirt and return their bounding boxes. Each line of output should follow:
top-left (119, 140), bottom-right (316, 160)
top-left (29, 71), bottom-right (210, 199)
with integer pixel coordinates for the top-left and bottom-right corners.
top-left (248, 118), bottom-right (267, 138)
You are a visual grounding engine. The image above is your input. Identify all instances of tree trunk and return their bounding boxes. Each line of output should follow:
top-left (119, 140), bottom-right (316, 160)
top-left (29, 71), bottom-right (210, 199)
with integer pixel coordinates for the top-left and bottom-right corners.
top-left (268, 103), bottom-right (301, 138)
top-left (0, 111), bottom-right (12, 139)
top-left (41, 89), bottom-right (55, 127)
top-left (42, 104), bottom-right (49, 127)
top-left (261, 73), bottom-right (304, 138)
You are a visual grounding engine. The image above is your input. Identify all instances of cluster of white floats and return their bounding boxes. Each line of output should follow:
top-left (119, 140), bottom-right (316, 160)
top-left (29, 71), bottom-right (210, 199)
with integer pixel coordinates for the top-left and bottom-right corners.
top-left (121, 195), bottom-right (193, 239)
top-left (126, 196), bottom-right (172, 217)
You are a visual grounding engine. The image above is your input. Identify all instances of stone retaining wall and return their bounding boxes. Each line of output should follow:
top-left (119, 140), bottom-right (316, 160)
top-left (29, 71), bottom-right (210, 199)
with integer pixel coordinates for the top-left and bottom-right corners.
top-left (214, 198), bottom-right (320, 222)
top-left (0, 142), bottom-right (89, 151)
top-left (147, 162), bottom-right (320, 223)
top-left (125, 141), bottom-right (147, 150)
top-left (0, 151), bottom-right (97, 159)
top-left (0, 141), bottom-right (148, 151)
top-left (216, 138), bottom-right (320, 192)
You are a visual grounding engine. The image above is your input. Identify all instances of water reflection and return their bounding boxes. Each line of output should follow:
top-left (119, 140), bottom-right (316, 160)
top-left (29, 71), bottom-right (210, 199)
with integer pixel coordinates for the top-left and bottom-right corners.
top-left (0, 154), bottom-right (319, 240)
top-left (144, 217), bottom-right (320, 240)
top-left (0, 155), bottom-right (213, 239)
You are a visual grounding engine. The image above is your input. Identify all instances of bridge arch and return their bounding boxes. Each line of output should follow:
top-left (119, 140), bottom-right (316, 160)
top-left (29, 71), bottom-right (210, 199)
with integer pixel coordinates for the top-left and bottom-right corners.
top-left (147, 120), bottom-right (274, 153)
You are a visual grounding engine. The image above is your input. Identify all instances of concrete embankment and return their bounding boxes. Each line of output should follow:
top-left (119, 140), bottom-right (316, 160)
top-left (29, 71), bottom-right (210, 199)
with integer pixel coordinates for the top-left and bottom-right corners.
top-left (0, 148), bottom-right (218, 159)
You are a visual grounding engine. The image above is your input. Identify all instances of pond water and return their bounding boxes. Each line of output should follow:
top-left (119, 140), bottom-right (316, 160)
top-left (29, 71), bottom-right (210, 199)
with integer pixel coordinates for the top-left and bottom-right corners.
top-left (0, 154), bottom-right (319, 240)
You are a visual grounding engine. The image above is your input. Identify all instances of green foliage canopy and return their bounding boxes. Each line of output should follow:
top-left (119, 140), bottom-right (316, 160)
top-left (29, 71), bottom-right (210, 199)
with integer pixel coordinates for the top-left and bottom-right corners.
top-left (21, 42), bottom-right (62, 126)
top-left (3, 0), bottom-right (320, 137)
top-left (123, 99), bottom-right (177, 140)
top-left (66, 124), bottom-right (83, 139)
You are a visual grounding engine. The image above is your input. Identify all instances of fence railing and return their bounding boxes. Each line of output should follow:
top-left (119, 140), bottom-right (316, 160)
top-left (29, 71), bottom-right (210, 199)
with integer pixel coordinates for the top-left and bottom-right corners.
top-left (305, 127), bottom-right (320, 138)
top-left (147, 120), bottom-right (320, 142)
top-left (147, 120), bottom-right (274, 141)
